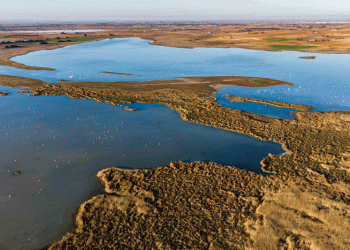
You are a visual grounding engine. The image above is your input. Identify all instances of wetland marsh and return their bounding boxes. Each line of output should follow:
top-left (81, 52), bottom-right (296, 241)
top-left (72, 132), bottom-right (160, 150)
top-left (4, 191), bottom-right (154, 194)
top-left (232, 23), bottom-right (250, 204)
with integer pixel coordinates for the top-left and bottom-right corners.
top-left (0, 37), bottom-right (349, 249)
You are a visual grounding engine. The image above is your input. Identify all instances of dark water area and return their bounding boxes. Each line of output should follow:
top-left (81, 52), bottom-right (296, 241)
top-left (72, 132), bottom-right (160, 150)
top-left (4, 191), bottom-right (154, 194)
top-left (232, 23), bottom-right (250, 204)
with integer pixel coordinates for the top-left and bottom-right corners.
top-left (0, 86), bottom-right (284, 250)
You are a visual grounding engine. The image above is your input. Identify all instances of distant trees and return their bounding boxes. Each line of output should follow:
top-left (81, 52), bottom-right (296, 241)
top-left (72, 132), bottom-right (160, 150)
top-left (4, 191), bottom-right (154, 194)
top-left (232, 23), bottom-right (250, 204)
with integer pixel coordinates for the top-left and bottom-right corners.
top-left (5, 45), bottom-right (18, 49)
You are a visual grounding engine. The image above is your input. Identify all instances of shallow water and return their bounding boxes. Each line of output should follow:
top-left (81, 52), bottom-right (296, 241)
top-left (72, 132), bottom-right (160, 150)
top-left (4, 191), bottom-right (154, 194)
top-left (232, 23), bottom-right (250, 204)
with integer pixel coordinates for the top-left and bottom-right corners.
top-left (0, 38), bottom-right (349, 249)
top-left (0, 85), bottom-right (284, 250)
top-left (0, 38), bottom-right (349, 118)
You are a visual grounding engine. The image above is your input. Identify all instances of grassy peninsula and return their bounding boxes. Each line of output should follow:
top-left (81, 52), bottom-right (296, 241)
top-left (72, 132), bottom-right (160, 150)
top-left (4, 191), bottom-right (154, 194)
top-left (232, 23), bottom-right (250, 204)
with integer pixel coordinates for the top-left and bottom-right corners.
top-left (225, 94), bottom-right (314, 111)
top-left (1, 74), bottom-right (349, 249)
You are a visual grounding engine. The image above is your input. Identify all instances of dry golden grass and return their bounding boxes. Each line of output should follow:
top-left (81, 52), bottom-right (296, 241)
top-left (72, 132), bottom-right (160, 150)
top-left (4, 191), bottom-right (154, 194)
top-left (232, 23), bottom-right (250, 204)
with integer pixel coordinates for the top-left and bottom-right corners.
top-left (246, 177), bottom-right (350, 250)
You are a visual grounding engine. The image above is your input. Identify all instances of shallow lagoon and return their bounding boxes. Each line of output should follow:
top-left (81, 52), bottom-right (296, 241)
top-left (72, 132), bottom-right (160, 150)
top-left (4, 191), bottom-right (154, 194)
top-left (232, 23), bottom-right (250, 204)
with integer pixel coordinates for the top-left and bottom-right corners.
top-left (0, 85), bottom-right (284, 250)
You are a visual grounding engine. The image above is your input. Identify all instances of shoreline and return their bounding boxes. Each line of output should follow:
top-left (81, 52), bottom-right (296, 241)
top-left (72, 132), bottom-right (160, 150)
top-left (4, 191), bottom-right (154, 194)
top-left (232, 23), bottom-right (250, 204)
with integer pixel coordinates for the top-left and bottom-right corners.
top-left (2, 22), bottom-right (350, 71)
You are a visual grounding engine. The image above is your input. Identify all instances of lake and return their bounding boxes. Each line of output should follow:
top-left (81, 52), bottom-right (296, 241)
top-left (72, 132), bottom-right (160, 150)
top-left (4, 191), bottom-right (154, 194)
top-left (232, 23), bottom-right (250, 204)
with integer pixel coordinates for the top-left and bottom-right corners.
top-left (0, 38), bottom-right (349, 249)
top-left (1, 37), bottom-right (349, 118)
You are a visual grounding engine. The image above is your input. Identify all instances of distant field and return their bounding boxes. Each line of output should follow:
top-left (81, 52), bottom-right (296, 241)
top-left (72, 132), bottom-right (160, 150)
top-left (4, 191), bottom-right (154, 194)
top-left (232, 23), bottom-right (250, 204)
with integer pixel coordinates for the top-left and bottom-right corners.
top-left (263, 38), bottom-right (292, 42)
top-left (269, 45), bottom-right (316, 50)
top-left (35, 36), bottom-right (119, 44)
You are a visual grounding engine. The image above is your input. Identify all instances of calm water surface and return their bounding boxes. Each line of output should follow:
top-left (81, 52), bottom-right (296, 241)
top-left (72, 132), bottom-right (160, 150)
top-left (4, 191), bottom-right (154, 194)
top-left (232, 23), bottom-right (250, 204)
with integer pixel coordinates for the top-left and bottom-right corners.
top-left (0, 38), bottom-right (349, 117)
top-left (0, 85), bottom-right (284, 250)
top-left (0, 38), bottom-right (349, 249)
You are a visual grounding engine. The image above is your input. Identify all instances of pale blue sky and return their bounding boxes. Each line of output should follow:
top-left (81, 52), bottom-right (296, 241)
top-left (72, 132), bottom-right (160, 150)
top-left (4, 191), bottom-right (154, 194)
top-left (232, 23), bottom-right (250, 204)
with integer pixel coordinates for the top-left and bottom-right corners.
top-left (0, 0), bottom-right (349, 22)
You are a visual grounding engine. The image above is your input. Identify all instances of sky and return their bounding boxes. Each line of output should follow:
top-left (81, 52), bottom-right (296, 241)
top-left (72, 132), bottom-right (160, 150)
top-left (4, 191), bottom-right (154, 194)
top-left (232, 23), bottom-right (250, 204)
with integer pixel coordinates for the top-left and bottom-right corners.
top-left (0, 0), bottom-right (349, 23)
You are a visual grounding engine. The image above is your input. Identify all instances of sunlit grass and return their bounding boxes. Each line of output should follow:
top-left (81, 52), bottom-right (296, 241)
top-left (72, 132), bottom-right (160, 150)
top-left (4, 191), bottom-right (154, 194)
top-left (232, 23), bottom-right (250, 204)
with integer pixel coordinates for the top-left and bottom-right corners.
top-left (269, 45), bottom-right (316, 50)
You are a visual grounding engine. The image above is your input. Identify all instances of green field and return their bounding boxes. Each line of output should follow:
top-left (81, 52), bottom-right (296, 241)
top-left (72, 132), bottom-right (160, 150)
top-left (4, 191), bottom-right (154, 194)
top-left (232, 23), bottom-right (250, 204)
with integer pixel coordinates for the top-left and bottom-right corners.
top-left (269, 45), bottom-right (316, 50)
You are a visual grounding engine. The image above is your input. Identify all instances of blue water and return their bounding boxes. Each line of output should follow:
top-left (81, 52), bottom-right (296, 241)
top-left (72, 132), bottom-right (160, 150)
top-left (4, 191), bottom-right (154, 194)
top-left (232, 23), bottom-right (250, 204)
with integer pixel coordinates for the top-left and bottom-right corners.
top-left (0, 85), bottom-right (284, 250)
top-left (1, 37), bottom-right (349, 118)
top-left (0, 38), bottom-right (349, 249)
top-left (216, 93), bottom-right (299, 119)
